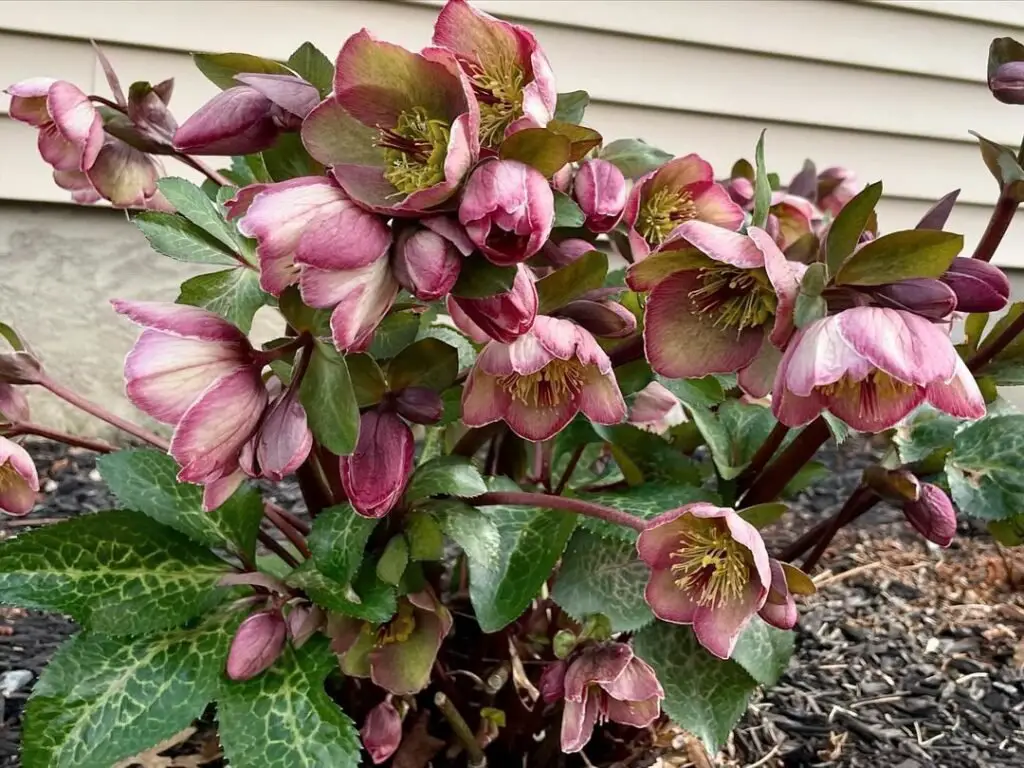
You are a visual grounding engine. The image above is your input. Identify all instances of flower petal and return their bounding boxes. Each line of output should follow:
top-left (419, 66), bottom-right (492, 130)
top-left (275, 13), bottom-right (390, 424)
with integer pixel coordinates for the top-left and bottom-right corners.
top-left (636, 510), bottom-right (689, 569)
top-left (926, 356), bottom-right (986, 420)
top-left (369, 604), bottom-right (447, 695)
top-left (692, 580), bottom-right (763, 660)
top-left (5, 77), bottom-right (55, 126)
top-left (837, 307), bottom-right (957, 386)
top-left (670, 220), bottom-right (764, 270)
top-left (722, 512), bottom-right (772, 591)
top-left (560, 692), bottom-right (599, 754)
top-left (86, 137), bottom-right (161, 208)
top-left (738, 339), bottom-right (782, 399)
top-left (564, 644), bottom-right (633, 701)
top-left (750, 227), bottom-right (804, 348)
top-left (201, 469), bottom-right (246, 512)
top-left (504, 398), bottom-right (578, 441)
top-left (779, 316), bottom-right (870, 397)
top-left (645, 568), bottom-right (701, 624)
top-left (600, 656), bottom-right (664, 702)
top-left (461, 367), bottom-right (511, 428)
top-left (605, 696), bottom-right (662, 729)
top-left (578, 366), bottom-right (627, 425)
top-left (46, 81), bottom-right (103, 170)
top-left (825, 379), bottom-right (924, 433)
top-left (691, 181), bottom-right (745, 230)
top-left (113, 299), bottom-right (247, 342)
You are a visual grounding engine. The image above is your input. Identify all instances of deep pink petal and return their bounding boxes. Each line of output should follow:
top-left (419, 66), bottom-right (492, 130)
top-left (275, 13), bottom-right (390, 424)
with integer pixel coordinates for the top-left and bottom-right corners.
top-left (503, 398), bottom-right (578, 441)
top-left (690, 182), bottom-right (746, 230)
top-left (758, 595), bottom-right (798, 630)
top-left (173, 86), bottom-right (277, 155)
top-left (560, 692), bottom-right (599, 754)
top-left (738, 340), bottom-right (781, 399)
top-left (722, 511), bottom-right (771, 590)
top-left (599, 656), bottom-right (664, 702)
top-left (692, 580), bottom-right (764, 660)
top-left (112, 299), bottom-right (247, 343)
top-left (749, 227), bottom-right (804, 348)
top-left (636, 510), bottom-right (689, 569)
top-left (564, 644), bottom-right (633, 701)
top-left (461, 367), bottom-right (512, 428)
top-left (202, 469), bottom-right (246, 512)
top-left (254, 389), bottom-right (313, 481)
top-left (578, 367), bottom-right (627, 425)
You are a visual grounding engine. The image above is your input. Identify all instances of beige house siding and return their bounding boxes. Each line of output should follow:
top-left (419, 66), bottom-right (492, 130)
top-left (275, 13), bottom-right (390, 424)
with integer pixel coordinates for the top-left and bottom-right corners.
top-left (1, 0), bottom-right (1024, 429)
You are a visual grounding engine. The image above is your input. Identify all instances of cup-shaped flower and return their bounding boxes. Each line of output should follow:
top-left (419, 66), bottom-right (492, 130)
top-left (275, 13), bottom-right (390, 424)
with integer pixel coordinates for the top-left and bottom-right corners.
top-left (637, 222), bottom-right (802, 394)
top-left (559, 642), bottom-right (664, 753)
top-left (0, 437), bottom-right (39, 516)
top-left (74, 135), bottom-right (170, 210)
top-left (903, 483), bottom-right (957, 547)
top-left (239, 383), bottom-right (312, 482)
top-left (816, 167), bottom-right (861, 217)
top-left (637, 503), bottom-right (772, 659)
top-left (462, 315), bottom-right (626, 441)
top-left (226, 609), bottom-right (287, 681)
top-left (340, 410), bottom-right (414, 518)
top-left (573, 159), bottom-right (627, 234)
top-left (5, 79), bottom-right (103, 173)
top-left (113, 300), bottom-right (269, 509)
top-left (628, 381), bottom-right (686, 434)
top-left (990, 61), bottom-right (1024, 104)
top-left (301, 31), bottom-right (479, 214)
top-left (624, 154), bottom-right (744, 261)
top-left (332, 591), bottom-right (452, 695)
top-left (393, 217), bottom-right (473, 301)
top-left (458, 159), bottom-right (554, 265)
top-left (0, 383), bottom-right (30, 424)
top-left (940, 257), bottom-right (1011, 313)
top-left (362, 699), bottom-right (403, 764)
top-left (448, 263), bottom-right (538, 343)
top-left (432, 0), bottom-right (556, 148)
top-left (772, 307), bottom-right (986, 433)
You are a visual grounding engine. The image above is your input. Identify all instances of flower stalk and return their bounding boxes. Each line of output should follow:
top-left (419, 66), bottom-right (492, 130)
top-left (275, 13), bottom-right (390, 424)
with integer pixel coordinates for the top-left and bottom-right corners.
top-left (468, 491), bottom-right (646, 532)
top-left (4, 421), bottom-right (117, 454)
top-left (970, 189), bottom-right (1018, 263)
top-left (741, 417), bottom-right (830, 507)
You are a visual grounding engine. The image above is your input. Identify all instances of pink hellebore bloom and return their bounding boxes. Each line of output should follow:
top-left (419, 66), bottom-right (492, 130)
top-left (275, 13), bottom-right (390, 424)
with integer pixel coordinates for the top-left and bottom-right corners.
top-left (462, 315), bottom-right (627, 441)
top-left (75, 135), bottom-right (170, 210)
top-left (817, 167), bottom-right (862, 217)
top-left (635, 222), bottom-right (803, 397)
top-left (637, 503), bottom-right (772, 659)
top-left (573, 158), bottom-right (627, 234)
top-left (226, 609), bottom-right (288, 681)
top-left (340, 410), bottom-right (414, 518)
top-left (903, 483), bottom-right (957, 547)
top-left (559, 642), bottom-right (664, 753)
top-left (772, 307), bottom-right (986, 433)
top-left (624, 154), bottom-right (745, 261)
top-left (459, 159), bottom-right (554, 266)
top-left (5, 78), bottom-right (103, 174)
top-left (301, 30), bottom-right (479, 214)
top-left (628, 381), bottom-right (686, 434)
top-left (432, 0), bottom-right (556, 149)
top-left (361, 700), bottom-right (403, 764)
top-left (113, 300), bottom-right (269, 510)
top-left (393, 217), bottom-right (473, 301)
top-left (0, 437), bottom-right (39, 516)
top-left (768, 192), bottom-right (816, 251)
top-left (448, 262), bottom-right (538, 343)
top-left (239, 382), bottom-right (312, 482)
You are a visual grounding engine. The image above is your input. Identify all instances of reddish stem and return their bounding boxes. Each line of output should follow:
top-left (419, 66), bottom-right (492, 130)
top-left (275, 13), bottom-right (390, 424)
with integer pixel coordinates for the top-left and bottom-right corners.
top-left (265, 501), bottom-right (310, 535)
top-left (469, 490), bottom-right (646, 532)
top-left (6, 421), bottom-right (116, 454)
top-left (801, 486), bottom-right (879, 571)
top-left (742, 417), bottom-right (830, 507)
top-left (971, 190), bottom-right (1018, 263)
top-left (554, 443), bottom-right (586, 495)
top-left (737, 421), bottom-right (790, 493)
top-left (263, 503), bottom-right (312, 559)
top-left (257, 530), bottom-right (300, 568)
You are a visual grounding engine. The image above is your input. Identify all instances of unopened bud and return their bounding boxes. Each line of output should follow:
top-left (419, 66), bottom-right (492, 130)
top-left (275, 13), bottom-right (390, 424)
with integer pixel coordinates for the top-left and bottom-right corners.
top-left (870, 278), bottom-right (957, 321)
top-left (941, 258), bottom-right (1011, 313)
top-left (556, 299), bottom-right (636, 338)
top-left (361, 699), bottom-right (403, 764)
top-left (340, 410), bottom-right (414, 518)
top-left (573, 158), bottom-right (627, 233)
top-left (393, 387), bottom-right (443, 425)
top-left (392, 220), bottom-right (466, 302)
top-left (286, 603), bottom-right (323, 649)
top-left (902, 483), bottom-right (957, 547)
top-left (0, 352), bottom-right (43, 385)
top-left (990, 61), bottom-right (1024, 104)
top-left (226, 609), bottom-right (287, 681)
top-left (538, 659), bottom-right (567, 703)
top-left (449, 263), bottom-right (537, 343)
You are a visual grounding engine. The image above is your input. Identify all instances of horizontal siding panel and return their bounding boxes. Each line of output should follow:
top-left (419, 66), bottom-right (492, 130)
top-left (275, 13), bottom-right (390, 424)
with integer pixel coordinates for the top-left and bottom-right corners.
top-left (0, 33), bottom-right (94, 115)
top-left (867, 0), bottom-right (1024, 27)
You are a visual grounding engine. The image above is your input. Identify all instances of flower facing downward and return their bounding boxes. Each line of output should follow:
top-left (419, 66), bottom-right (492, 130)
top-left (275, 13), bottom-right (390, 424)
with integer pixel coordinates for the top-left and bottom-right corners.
top-left (903, 483), bottom-right (957, 547)
top-left (5, 79), bottom-right (103, 174)
top-left (239, 381), bottom-right (312, 483)
top-left (637, 503), bottom-right (771, 659)
top-left (627, 381), bottom-right (686, 434)
top-left (340, 410), bottom-right (414, 518)
top-left (772, 307), bottom-right (986, 433)
top-left (448, 262), bottom-right (538, 343)
top-left (0, 437), bottom-right (39, 516)
top-left (393, 217), bottom-right (473, 301)
top-left (462, 315), bottom-right (626, 441)
top-left (361, 699), bottom-right (403, 764)
top-left (573, 158), bottom-right (627, 233)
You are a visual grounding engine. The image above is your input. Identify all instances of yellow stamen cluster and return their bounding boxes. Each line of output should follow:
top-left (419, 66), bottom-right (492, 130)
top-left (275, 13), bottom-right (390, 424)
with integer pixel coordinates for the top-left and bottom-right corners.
top-left (469, 53), bottom-right (525, 148)
top-left (637, 187), bottom-right (698, 245)
top-left (499, 359), bottom-right (587, 409)
top-left (378, 106), bottom-right (451, 195)
top-left (688, 266), bottom-right (777, 334)
top-left (818, 370), bottom-right (915, 406)
top-left (373, 601), bottom-right (416, 646)
top-left (670, 520), bottom-right (748, 607)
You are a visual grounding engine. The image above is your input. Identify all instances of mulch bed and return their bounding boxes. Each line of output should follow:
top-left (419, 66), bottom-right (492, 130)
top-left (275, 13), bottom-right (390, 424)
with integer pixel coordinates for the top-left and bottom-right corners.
top-left (1, 441), bottom-right (1023, 767)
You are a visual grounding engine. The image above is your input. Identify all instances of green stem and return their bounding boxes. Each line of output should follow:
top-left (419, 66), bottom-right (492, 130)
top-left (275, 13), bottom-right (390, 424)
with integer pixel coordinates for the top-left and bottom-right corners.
top-left (968, 308), bottom-right (1024, 373)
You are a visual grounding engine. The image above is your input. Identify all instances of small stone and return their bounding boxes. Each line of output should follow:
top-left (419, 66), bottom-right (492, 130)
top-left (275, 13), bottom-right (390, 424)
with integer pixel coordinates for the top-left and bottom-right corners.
top-left (42, 478), bottom-right (58, 493)
top-left (0, 669), bottom-right (33, 696)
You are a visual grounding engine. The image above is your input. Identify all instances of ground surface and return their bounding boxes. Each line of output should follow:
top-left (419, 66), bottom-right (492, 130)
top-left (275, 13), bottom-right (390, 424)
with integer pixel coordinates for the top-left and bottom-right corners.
top-left (1, 442), bottom-right (1022, 767)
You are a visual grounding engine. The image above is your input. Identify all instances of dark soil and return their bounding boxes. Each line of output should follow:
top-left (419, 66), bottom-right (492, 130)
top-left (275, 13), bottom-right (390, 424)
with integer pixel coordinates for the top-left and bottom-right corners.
top-left (1, 441), bottom-right (1023, 767)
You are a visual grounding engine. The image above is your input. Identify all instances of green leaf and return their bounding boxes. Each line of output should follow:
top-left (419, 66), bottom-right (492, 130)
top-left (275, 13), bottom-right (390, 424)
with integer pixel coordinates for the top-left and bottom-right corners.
top-left (578, 484), bottom-right (717, 541)
top-left (599, 138), bottom-right (672, 179)
top-left (656, 374), bottom-right (726, 410)
top-left (368, 311), bottom-right (421, 359)
top-left (616, 359), bottom-right (654, 396)
top-left (535, 250), bottom-right (607, 314)
top-left (633, 621), bottom-right (758, 754)
top-left (946, 414), bottom-right (1024, 520)
top-left (307, 503), bottom-right (377, 586)
top-left (963, 312), bottom-right (991, 356)
top-left (346, 353), bottom-right (388, 408)
top-left (552, 529), bottom-right (653, 632)
top-left (469, 502), bottom-right (577, 633)
top-left (554, 90), bottom-right (590, 124)
top-left (287, 559), bottom-right (396, 623)
top-left (498, 127), bottom-right (571, 177)
top-left (134, 211), bottom-right (239, 266)
top-left (793, 292), bottom-right (827, 328)
top-left (970, 130), bottom-right (1024, 197)
top-left (552, 190), bottom-right (586, 228)
top-left (419, 325), bottom-right (478, 370)
top-left (98, 449), bottom-right (262, 558)
top-left (988, 513), bottom-right (1024, 545)
top-left (451, 253), bottom-right (518, 298)
top-left (386, 337), bottom-right (459, 393)
top-left (376, 536), bottom-right (409, 586)
top-left (751, 130), bottom-right (770, 229)
top-left (595, 424), bottom-right (702, 486)
top-left (430, 500), bottom-right (501, 568)
top-left (686, 401), bottom-right (777, 480)
top-left (405, 456), bottom-right (488, 504)
top-left (156, 177), bottom-right (240, 252)
top-left (219, 637), bottom-right (361, 768)
top-left (262, 132), bottom-right (322, 182)
top-left (781, 460), bottom-right (829, 498)
top-left (405, 512), bottom-right (444, 561)
top-left (300, 341), bottom-right (360, 456)
top-left (192, 51), bottom-right (293, 90)
top-left (0, 511), bottom-right (230, 635)
top-left (739, 502), bottom-right (788, 529)
top-left (546, 120), bottom-right (603, 162)
top-left (22, 611), bottom-right (239, 768)
top-left (732, 617), bottom-right (795, 686)
top-left (825, 181), bottom-right (883, 277)
top-left (834, 229), bottom-right (963, 287)
top-left (287, 42), bottom-right (334, 97)
top-left (893, 406), bottom-right (959, 465)
top-left (177, 267), bottom-right (267, 334)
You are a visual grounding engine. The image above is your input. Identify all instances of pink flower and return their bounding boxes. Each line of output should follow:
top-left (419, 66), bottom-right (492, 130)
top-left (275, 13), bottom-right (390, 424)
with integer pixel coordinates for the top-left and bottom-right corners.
top-left (301, 30), bottom-right (479, 214)
top-left (432, 0), bottom-right (556, 148)
top-left (772, 307), bottom-right (986, 433)
top-left (226, 609), bottom-right (287, 681)
top-left (458, 159), bottom-right (554, 266)
top-left (573, 158), bottom-right (627, 234)
top-left (624, 154), bottom-right (744, 261)
top-left (5, 78), bottom-right (103, 174)
top-left (557, 642), bottom-right (664, 753)
top-left (637, 503), bottom-right (772, 659)
top-left (75, 135), bottom-right (170, 210)
top-left (239, 382), bottom-right (312, 482)
top-left (941, 258), bottom-right (1010, 313)
top-left (903, 483), bottom-right (957, 547)
top-left (393, 217), bottom-right (473, 301)
top-left (361, 700), bottom-right (403, 764)
top-left (462, 315), bottom-right (626, 441)
top-left (340, 410), bottom-right (414, 518)
top-left (628, 381), bottom-right (686, 434)
top-left (448, 263), bottom-right (537, 343)
top-left (636, 222), bottom-right (803, 397)
top-left (816, 167), bottom-right (862, 217)
top-left (768, 192), bottom-right (816, 250)
top-left (0, 437), bottom-right (39, 516)
top-left (113, 300), bottom-right (269, 510)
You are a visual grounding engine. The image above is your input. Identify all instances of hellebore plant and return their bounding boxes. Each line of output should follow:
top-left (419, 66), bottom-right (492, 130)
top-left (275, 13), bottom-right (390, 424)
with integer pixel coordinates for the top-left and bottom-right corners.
top-left (3, 6), bottom-right (1024, 767)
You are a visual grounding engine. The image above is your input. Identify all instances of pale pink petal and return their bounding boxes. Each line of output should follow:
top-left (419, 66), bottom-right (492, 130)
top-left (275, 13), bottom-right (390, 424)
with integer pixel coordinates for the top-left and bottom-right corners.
top-left (578, 367), bottom-right (627, 425)
top-left (758, 595), bottom-right (798, 630)
top-left (645, 568), bottom-right (701, 624)
top-left (780, 317), bottom-right (870, 397)
top-left (202, 469), bottom-right (246, 512)
top-left (692, 580), bottom-right (763, 660)
top-left (529, 316), bottom-right (577, 362)
top-left (504, 332), bottom-right (557, 377)
top-left (636, 510), bottom-right (689, 569)
top-left (722, 512), bottom-right (772, 591)
top-left (825, 380), bottom-right (925, 433)
top-left (600, 656), bottom-right (664, 702)
top-left (738, 340), bottom-right (781, 399)
top-left (0, 437), bottom-right (39, 516)
top-left (5, 77), bottom-right (55, 126)
top-left (461, 368), bottom-right (511, 428)
top-left (749, 227), bottom-right (804, 348)
top-left (606, 696), bottom-right (662, 728)
top-left (53, 169), bottom-right (101, 204)
top-left (837, 307), bottom-right (957, 386)
top-left (572, 323), bottom-right (615, 374)
top-left (46, 81), bottom-right (103, 170)
top-left (691, 182), bottom-right (746, 231)
top-left (653, 154), bottom-right (714, 190)
top-left (670, 220), bottom-right (764, 270)
top-left (504, 398), bottom-right (578, 441)
top-left (560, 693), bottom-right (599, 754)
top-left (112, 299), bottom-right (247, 343)
top-left (321, 263), bottom-right (399, 354)
top-left (37, 122), bottom-right (83, 172)
top-left (926, 356), bottom-right (986, 420)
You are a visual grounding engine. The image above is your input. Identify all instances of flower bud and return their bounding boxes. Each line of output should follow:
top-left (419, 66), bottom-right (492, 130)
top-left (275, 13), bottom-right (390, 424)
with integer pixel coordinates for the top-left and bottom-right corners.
top-left (870, 278), bottom-right (957, 320)
top-left (361, 700), bottom-right (403, 764)
top-left (286, 603), bottom-right (323, 649)
top-left (393, 387), bottom-right (444, 425)
top-left (392, 218), bottom-right (471, 301)
top-left (0, 352), bottom-right (42, 386)
top-left (727, 176), bottom-right (754, 208)
top-left (990, 61), bottom-right (1024, 104)
top-left (449, 263), bottom-right (538, 343)
top-left (174, 86), bottom-right (280, 155)
top-left (863, 466), bottom-right (921, 503)
top-left (340, 410), bottom-right (414, 518)
top-left (940, 258), bottom-right (1011, 313)
top-left (226, 609), bottom-right (287, 681)
top-left (539, 659), bottom-right (567, 703)
top-left (541, 238), bottom-right (595, 268)
top-left (240, 385), bottom-right (312, 482)
top-left (556, 299), bottom-right (636, 338)
top-left (902, 483), bottom-right (957, 547)
top-left (573, 158), bottom-right (627, 233)
top-left (0, 436), bottom-right (39, 516)
top-left (628, 381), bottom-right (686, 434)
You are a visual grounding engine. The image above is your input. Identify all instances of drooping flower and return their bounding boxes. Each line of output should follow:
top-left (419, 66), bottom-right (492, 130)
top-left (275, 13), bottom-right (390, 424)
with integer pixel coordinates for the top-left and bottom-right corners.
top-left (301, 30), bottom-right (479, 214)
top-left (432, 0), bottom-right (556, 149)
top-left (448, 262), bottom-right (538, 343)
top-left (226, 609), bottom-right (287, 681)
top-left (772, 307), bottom-right (986, 433)
top-left (635, 221), bottom-right (803, 396)
top-left (362, 699), bottom-right (403, 764)
top-left (331, 591), bottom-right (452, 695)
top-left (77, 135), bottom-right (170, 210)
top-left (624, 154), bottom-right (745, 261)
top-left (903, 483), bottom-right (957, 547)
top-left (340, 410), bottom-right (414, 518)
top-left (0, 436), bottom-right (39, 516)
top-left (462, 315), bottom-right (626, 441)
top-left (816, 166), bottom-right (862, 217)
top-left (459, 159), bottom-right (554, 265)
top-left (573, 158), bottom-right (628, 234)
top-left (239, 380), bottom-right (312, 482)
top-left (940, 257), bottom-right (1011, 313)
top-left (628, 381), bottom-right (686, 434)
top-left (757, 558), bottom-right (815, 631)
top-left (637, 503), bottom-right (772, 659)
top-left (113, 300), bottom-right (268, 509)
top-left (393, 217), bottom-right (473, 301)
top-left (5, 79), bottom-right (103, 174)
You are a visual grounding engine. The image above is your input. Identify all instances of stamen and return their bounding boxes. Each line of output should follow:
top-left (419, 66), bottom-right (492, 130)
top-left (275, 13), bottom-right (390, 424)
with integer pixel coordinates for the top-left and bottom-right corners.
top-left (498, 359), bottom-right (587, 408)
top-left (374, 601), bottom-right (416, 645)
top-left (687, 266), bottom-right (777, 334)
top-left (818, 370), bottom-right (916, 419)
top-left (376, 106), bottom-right (451, 195)
top-left (0, 464), bottom-right (15, 492)
top-left (466, 53), bottom-right (525, 148)
top-left (637, 187), bottom-right (699, 245)
top-left (670, 520), bottom-right (748, 607)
